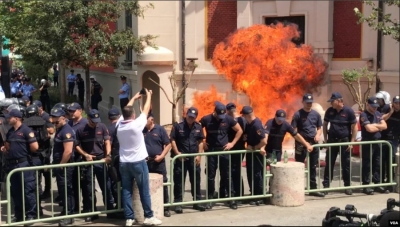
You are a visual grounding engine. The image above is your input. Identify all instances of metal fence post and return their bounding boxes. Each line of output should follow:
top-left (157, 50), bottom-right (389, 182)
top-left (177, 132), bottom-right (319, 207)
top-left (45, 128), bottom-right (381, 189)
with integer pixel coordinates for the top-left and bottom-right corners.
top-left (396, 152), bottom-right (400, 194)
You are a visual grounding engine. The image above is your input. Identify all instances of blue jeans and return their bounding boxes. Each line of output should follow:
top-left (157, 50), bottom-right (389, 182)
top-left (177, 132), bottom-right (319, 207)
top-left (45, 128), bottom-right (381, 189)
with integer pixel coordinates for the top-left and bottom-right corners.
top-left (120, 160), bottom-right (154, 220)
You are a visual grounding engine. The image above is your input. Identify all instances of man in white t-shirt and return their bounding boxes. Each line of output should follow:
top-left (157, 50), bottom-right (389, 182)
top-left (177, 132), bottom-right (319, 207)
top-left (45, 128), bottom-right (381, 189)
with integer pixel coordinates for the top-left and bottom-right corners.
top-left (116, 88), bottom-right (162, 226)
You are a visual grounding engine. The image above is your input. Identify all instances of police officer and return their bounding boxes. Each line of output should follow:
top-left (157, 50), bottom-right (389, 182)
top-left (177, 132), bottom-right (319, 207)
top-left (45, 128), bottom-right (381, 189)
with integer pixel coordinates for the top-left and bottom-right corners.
top-left (107, 107), bottom-right (121, 207)
top-left (359, 96), bottom-right (388, 195)
top-left (226, 103), bottom-right (246, 206)
top-left (1, 109), bottom-right (38, 223)
top-left (381, 95), bottom-right (400, 192)
top-left (143, 113), bottom-right (171, 217)
top-left (76, 74), bottom-right (85, 107)
top-left (32, 100), bottom-right (51, 123)
top-left (375, 91), bottom-right (391, 114)
top-left (170, 107), bottom-right (206, 213)
top-left (240, 106), bottom-right (266, 206)
top-left (66, 102), bottom-right (88, 213)
top-left (119, 76), bottom-right (130, 110)
top-left (291, 94), bottom-right (325, 197)
top-left (75, 109), bottom-right (114, 222)
top-left (322, 92), bottom-right (358, 195)
top-left (67, 70), bottom-right (76, 96)
top-left (20, 77), bottom-right (36, 103)
top-left (90, 76), bottom-right (103, 110)
top-left (199, 102), bottom-right (243, 209)
top-left (22, 95), bottom-right (31, 107)
top-left (50, 107), bottom-right (75, 226)
top-left (24, 105), bottom-right (52, 214)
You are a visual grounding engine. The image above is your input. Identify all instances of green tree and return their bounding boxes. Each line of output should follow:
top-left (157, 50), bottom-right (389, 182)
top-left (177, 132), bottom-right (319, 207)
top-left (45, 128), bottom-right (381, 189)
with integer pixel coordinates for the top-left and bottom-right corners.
top-left (0, 0), bottom-right (157, 110)
top-left (342, 67), bottom-right (377, 111)
top-left (354, 0), bottom-right (400, 42)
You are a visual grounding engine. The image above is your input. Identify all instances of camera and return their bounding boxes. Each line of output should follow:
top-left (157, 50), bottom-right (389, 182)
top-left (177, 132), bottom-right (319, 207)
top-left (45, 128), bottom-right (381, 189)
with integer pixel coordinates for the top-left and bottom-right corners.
top-left (139, 88), bottom-right (146, 95)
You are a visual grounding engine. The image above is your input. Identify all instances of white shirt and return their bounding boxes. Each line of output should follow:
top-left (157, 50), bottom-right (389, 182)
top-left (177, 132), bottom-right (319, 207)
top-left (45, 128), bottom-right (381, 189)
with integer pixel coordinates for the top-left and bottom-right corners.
top-left (116, 113), bottom-right (148, 162)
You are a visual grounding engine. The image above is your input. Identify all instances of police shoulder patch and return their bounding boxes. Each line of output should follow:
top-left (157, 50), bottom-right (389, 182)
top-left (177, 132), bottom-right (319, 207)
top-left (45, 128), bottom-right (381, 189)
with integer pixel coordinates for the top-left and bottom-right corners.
top-left (360, 117), bottom-right (365, 122)
top-left (257, 129), bottom-right (261, 135)
top-left (65, 133), bottom-right (71, 139)
top-left (29, 132), bottom-right (35, 138)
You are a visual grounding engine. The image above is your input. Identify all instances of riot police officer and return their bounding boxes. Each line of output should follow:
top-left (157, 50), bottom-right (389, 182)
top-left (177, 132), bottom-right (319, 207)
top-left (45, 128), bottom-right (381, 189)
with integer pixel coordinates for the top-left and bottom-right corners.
top-left (322, 92), bottom-right (358, 195)
top-left (50, 107), bottom-right (75, 226)
top-left (32, 100), bottom-right (51, 123)
top-left (170, 107), bottom-right (206, 213)
top-left (199, 102), bottom-right (243, 209)
top-left (143, 113), bottom-right (171, 217)
top-left (359, 96), bottom-right (387, 195)
top-left (291, 94), bottom-right (325, 197)
top-left (107, 107), bottom-right (121, 209)
top-left (1, 109), bottom-right (39, 223)
top-left (75, 109), bottom-right (114, 222)
top-left (381, 95), bottom-right (400, 192)
top-left (24, 104), bottom-right (52, 214)
top-left (240, 106), bottom-right (266, 206)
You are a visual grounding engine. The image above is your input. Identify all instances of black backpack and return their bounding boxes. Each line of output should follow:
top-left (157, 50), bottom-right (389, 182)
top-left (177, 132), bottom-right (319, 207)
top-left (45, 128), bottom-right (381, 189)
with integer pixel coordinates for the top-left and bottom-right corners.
top-left (24, 116), bottom-right (49, 154)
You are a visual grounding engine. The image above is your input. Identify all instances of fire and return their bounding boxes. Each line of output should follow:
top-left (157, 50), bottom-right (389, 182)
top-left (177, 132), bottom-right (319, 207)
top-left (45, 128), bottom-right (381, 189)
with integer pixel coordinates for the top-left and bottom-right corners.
top-left (193, 23), bottom-right (327, 124)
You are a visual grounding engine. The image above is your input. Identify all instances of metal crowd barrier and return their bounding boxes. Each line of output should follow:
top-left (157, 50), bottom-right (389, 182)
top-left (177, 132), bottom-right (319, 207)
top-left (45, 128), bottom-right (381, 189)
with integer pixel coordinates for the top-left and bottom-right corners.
top-left (0, 160), bottom-right (123, 226)
top-left (305, 140), bottom-right (398, 193)
top-left (163, 150), bottom-right (273, 208)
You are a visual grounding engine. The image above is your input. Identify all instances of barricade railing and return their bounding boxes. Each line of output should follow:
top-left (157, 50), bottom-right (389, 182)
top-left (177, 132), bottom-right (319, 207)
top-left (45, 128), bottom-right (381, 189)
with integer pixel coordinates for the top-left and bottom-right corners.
top-left (163, 150), bottom-right (273, 208)
top-left (0, 160), bottom-right (123, 226)
top-left (306, 140), bottom-right (398, 194)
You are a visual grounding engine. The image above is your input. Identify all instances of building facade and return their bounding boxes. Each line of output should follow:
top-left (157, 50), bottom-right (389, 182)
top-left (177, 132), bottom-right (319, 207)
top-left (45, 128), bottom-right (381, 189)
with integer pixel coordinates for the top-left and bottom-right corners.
top-left (67, 0), bottom-right (399, 126)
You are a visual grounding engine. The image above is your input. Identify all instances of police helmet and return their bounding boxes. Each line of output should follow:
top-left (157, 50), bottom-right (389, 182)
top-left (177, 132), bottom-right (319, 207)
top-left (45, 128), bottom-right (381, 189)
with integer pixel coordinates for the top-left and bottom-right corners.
top-left (6, 104), bottom-right (26, 118)
top-left (375, 91), bottom-right (391, 105)
top-left (16, 98), bottom-right (26, 107)
top-left (53, 103), bottom-right (67, 112)
top-left (26, 105), bottom-right (39, 117)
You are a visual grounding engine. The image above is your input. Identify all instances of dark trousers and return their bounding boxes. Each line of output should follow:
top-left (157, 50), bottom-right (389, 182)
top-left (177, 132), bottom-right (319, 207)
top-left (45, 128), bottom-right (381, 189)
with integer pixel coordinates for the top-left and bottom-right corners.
top-left (81, 162), bottom-right (115, 211)
top-left (382, 139), bottom-right (399, 183)
top-left (43, 157), bottom-right (51, 192)
top-left (147, 160), bottom-right (169, 209)
top-left (40, 95), bottom-right (51, 113)
top-left (231, 152), bottom-right (245, 197)
top-left (206, 149), bottom-right (233, 198)
top-left (322, 137), bottom-right (351, 187)
top-left (246, 152), bottom-right (264, 195)
top-left (68, 82), bottom-right (75, 96)
top-left (72, 166), bottom-right (83, 212)
top-left (29, 156), bottom-right (44, 212)
top-left (54, 76), bottom-right (58, 87)
top-left (78, 91), bottom-right (84, 107)
top-left (55, 166), bottom-right (75, 215)
top-left (295, 140), bottom-right (319, 188)
top-left (361, 143), bottom-right (381, 185)
top-left (120, 98), bottom-right (129, 110)
top-left (10, 161), bottom-right (37, 219)
top-left (173, 158), bottom-right (201, 201)
top-left (91, 95), bottom-right (101, 110)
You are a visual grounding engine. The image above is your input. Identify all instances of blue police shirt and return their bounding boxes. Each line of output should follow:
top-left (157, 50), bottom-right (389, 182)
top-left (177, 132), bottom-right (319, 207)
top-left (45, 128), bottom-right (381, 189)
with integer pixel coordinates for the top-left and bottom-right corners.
top-left (119, 83), bottom-right (130, 99)
top-left (143, 124), bottom-right (170, 157)
top-left (41, 111), bottom-right (51, 124)
top-left (378, 104), bottom-right (390, 114)
top-left (170, 120), bottom-right (204, 154)
top-left (52, 124), bottom-right (76, 161)
top-left (382, 110), bottom-right (400, 138)
top-left (265, 119), bottom-right (297, 151)
top-left (291, 109), bottom-right (322, 140)
top-left (10, 81), bottom-right (21, 95)
top-left (200, 114), bottom-right (237, 148)
top-left (228, 116), bottom-right (246, 150)
top-left (360, 110), bottom-right (383, 141)
top-left (324, 106), bottom-right (357, 139)
top-left (76, 123), bottom-right (110, 156)
top-left (108, 122), bottom-right (118, 144)
top-left (6, 124), bottom-right (37, 159)
top-left (67, 74), bottom-right (76, 83)
top-left (20, 84), bottom-right (36, 97)
top-left (246, 117), bottom-right (265, 146)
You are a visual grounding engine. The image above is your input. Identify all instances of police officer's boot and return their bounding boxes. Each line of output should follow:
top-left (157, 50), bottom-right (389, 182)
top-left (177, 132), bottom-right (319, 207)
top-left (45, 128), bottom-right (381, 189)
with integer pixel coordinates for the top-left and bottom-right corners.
top-left (58, 218), bottom-right (74, 226)
top-left (174, 206), bottom-right (183, 214)
top-left (164, 208), bottom-right (171, 217)
top-left (193, 204), bottom-right (206, 211)
top-left (85, 215), bottom-right (99, 222)
top-left (229, 201), bottom-right (238, 210)
top-left (205, 194), bottom-right (214, 209)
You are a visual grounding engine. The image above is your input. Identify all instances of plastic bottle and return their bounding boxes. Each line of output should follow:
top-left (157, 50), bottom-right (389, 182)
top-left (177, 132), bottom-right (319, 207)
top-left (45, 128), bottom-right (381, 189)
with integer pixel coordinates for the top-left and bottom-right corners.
top-left (284, 150), bottom-right (288, 163)
top-left (272, 151), bottom-right (277, 164)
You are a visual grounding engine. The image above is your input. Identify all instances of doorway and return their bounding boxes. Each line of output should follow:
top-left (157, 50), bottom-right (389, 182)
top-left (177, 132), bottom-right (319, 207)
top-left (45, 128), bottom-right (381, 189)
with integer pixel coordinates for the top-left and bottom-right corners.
top-left (142, 70), bottom-right (161, 124)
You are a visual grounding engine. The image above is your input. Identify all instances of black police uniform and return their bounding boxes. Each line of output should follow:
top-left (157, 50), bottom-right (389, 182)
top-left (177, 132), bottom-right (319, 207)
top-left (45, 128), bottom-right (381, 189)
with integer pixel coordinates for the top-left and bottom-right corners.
top-left (291, 108), bottom-right (322, 190)
top-left (143, 123), bottom-right (170, 212)
top-left (6, 123), bottom-right (37, 221)
top-left (199, 112), bottom-right (237, 201)
top-left (378, 104), bottom-right (391, 115)
top-left (381, 97), bottom-right (400, 185)
top-left (75, 122), bottom-right (115, 213)
top-left (170, 119), bottom-right (204, 209)
top-left (227, 116), bottom-right (246, 197)
top-left (245, 117), bottom-right (265, 197)
top-left (360, 108), bottom-right (383, 191)
top-left (108, 119), bottom-right (120, 204)
top-left (90, 81), bottom-right (102, 110)
top-left (52, 119), bottom-right (76, 218)
top-left (322, 106), bottom-right (356, 187)
top-left (76, 77), bottom-right (85, 107)
top-left (264, 118), bottom-right (297, 162)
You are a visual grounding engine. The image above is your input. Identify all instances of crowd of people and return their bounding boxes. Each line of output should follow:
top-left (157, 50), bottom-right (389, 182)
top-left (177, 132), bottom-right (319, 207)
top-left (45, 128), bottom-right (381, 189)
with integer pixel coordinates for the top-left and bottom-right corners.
top-left (0, 83), bottom-right (398, 226)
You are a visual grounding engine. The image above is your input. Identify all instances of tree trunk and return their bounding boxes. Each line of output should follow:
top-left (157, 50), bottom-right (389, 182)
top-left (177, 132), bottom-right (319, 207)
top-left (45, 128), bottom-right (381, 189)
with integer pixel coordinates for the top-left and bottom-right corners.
top-left (172, 103), bottom-right (176, 124)
top-left (84, 68), bottom-right (91, 112)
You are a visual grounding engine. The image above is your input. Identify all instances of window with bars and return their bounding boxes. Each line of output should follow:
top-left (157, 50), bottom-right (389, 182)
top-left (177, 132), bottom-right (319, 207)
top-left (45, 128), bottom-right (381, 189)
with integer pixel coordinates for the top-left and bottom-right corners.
top-left (265, 16), bottom-right (305, 46)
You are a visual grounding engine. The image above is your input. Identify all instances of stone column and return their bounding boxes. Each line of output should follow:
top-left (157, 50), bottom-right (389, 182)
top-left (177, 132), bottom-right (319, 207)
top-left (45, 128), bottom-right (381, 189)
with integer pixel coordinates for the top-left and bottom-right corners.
top-left (270, 162), bottom-right (305, 207)
top-left (132, 173), bottom-right (164, 224)
top-left (396, 152), bottom-right (400, 194)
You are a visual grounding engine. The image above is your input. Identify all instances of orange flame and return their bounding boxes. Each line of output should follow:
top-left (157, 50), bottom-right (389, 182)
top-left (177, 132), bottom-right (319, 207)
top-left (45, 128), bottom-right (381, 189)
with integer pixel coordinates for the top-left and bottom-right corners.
top-left (193, 23), bottom-right (327, 123)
